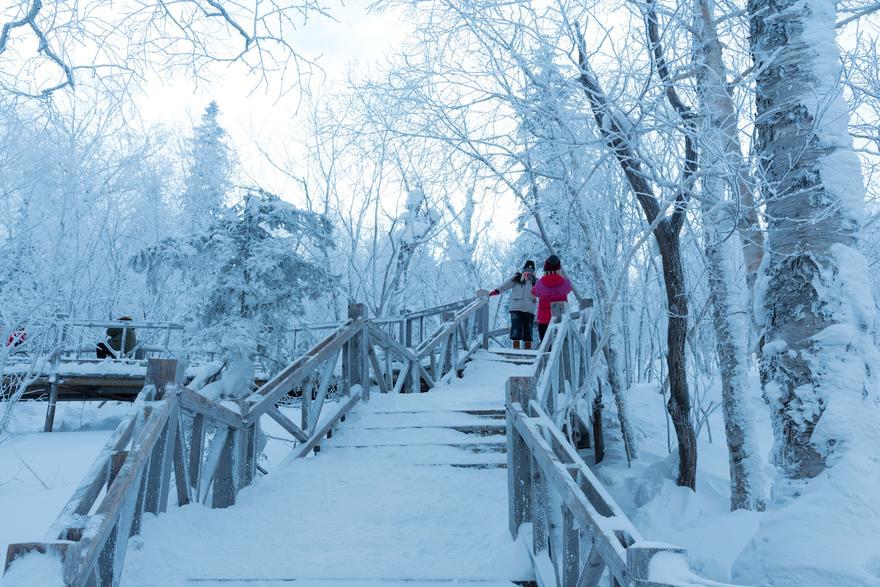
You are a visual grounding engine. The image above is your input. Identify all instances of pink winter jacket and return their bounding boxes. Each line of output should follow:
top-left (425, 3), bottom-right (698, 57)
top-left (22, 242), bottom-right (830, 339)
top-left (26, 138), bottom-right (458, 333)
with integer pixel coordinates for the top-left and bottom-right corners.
top-left (531, 274), bottom-right (573, 324)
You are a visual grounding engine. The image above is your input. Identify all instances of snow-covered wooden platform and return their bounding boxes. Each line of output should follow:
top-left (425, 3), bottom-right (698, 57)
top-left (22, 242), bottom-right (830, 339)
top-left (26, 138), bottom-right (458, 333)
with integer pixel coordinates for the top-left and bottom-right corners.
top-left (120, 354), bottom-right (535, 586)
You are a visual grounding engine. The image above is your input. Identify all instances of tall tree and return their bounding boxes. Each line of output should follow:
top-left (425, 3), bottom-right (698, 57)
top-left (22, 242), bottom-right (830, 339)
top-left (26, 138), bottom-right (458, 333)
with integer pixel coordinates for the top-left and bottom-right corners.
top-left (750, 0), bottom-right (880, 479)
top-left (182, 101), bottom-right (231, 231)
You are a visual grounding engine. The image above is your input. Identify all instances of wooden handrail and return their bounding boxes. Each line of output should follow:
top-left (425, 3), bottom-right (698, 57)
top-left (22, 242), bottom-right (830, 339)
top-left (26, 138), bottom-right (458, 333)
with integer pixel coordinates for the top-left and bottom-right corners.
top-left (507, 302), bottom-right (746, 586)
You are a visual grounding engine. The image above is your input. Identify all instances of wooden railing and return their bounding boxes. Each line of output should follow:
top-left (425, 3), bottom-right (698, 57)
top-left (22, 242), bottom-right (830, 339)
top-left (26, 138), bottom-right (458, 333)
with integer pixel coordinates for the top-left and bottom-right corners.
top-left (3, 358), bottom-right (257, 585)
top-left (4, 298), bottom-right (492, 586)
top-left (290, 298), bottom-right (477, 351)
top-left (506, 301), bottom-right (743, 587)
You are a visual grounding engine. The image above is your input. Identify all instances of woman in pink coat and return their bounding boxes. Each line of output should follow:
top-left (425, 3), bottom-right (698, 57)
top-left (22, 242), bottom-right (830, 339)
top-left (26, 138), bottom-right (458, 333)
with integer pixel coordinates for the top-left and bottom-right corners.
top-left (531, 255), bottom-right (573, 341)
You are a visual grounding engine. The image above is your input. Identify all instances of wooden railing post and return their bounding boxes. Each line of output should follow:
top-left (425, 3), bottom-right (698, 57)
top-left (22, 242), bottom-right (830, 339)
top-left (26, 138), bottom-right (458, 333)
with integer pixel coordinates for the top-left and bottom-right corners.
top-left (346, 303), bottom-right (367, 397)
top-left (506, 375), bottom-right (535, 540)
top-left (145, 358), bottom-right (183, 400)
top-left (480, 301), bottom-right (490, 350)
top-left (627, 544), bottom-right (688, 586)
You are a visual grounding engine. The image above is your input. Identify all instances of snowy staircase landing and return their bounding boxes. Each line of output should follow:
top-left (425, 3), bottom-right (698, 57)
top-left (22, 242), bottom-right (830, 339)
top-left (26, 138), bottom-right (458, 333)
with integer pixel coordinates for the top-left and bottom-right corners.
top-left (121, 354), bottom-right (536, 586)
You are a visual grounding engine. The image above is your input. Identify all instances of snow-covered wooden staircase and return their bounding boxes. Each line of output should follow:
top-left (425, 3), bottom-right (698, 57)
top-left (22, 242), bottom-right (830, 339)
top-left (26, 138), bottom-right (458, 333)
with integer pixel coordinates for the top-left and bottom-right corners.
top-left (119, 353), bottom-right (537, 586)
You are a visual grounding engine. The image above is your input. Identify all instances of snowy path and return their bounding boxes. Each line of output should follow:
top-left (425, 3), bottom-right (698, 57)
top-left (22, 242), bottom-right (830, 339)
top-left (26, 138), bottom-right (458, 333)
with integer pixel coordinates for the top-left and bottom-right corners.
top-left (121, 353), bottom-right (534, 586)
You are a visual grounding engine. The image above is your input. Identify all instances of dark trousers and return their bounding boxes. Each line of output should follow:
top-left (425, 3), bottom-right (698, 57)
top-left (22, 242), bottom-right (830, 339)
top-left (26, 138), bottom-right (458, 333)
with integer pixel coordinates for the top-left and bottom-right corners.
top-left (510, 311), bottom-right (534, 342)
top-left (96, 343), bottom-right (116, 359)
top-left (538, 322), bottom-right (549, 341)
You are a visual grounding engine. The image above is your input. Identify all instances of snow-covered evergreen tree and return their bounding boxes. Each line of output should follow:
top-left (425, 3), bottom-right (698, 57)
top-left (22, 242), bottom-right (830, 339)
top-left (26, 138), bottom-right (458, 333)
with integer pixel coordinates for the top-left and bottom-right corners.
top-left (132, 189), bottom-right (335, 391)
top-left (181, 101), bottom-right (231, 231)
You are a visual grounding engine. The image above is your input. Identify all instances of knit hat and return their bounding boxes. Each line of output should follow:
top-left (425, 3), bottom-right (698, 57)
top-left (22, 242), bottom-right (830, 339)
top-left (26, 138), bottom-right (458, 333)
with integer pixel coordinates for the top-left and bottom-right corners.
top-left (543, 255), bottom-right (561, 272)
top-left (522, 260), bottom-right (536, 272)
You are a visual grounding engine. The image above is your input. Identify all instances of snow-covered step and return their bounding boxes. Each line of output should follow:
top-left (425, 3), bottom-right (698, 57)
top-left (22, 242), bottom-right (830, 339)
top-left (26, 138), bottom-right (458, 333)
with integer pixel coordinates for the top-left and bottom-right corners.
top-left (350, 410), bottom-right (503, 428)
top-left (327, 426), bottom-right (506, 446)
top-left (322, 445), bottom-right (506, 466)
top-left (186, 579), bottom-right (535, 586)
top-left (327, 441), bottom-right (506, 453)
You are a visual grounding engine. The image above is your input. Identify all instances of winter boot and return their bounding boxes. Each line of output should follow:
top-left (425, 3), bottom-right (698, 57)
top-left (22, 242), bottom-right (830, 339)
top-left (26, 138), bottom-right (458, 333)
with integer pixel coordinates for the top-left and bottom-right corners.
top-left (513, 340), bottom-right (521, 350)
top-left (524, 341), bottom-right (532, 350)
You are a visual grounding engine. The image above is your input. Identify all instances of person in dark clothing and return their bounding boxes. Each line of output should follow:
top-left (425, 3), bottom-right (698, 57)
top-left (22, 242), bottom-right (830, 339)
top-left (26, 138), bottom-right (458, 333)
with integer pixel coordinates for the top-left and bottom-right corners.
top-left (489, 260), bottom-right (538, 349)
top-left (97, 316), bottom-right (137, 359)
top-left (532, 255), bottom-right (573, 341)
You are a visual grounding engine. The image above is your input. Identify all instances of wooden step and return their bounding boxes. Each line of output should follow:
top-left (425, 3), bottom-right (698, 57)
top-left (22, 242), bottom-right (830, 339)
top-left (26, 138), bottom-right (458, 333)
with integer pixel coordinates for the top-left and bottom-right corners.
top-left (186, 579), bottom-right (536, 586)
top-left (326, 442), bottom-right (506, 453)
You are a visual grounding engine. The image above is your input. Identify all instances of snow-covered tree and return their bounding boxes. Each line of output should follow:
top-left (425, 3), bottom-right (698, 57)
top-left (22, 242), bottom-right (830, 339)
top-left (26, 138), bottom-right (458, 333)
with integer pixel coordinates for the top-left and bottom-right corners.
top-left (131, 189), bottom-right (335, 383)
top-left (181, 102), bottom-right (231, 231)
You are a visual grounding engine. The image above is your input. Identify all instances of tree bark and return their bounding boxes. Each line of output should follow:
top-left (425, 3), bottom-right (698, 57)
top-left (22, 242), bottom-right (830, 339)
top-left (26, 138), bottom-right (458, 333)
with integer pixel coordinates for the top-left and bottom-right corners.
top-left (692, 0), bottom-right (767, 510)
top-left (576, 35), bottom-right (698, 488)
top-left (750, 0), bottom-right (879, 478)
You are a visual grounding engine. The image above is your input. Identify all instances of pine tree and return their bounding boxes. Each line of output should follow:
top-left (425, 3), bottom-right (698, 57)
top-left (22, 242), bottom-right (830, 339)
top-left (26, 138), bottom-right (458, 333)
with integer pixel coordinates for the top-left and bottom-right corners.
top-left (182, 101), bottom-right (231, 230)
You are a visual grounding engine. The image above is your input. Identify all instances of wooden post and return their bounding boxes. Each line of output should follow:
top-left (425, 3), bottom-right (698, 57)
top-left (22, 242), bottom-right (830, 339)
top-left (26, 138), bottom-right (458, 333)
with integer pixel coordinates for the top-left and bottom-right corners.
top-left (405, 316), bottom-right (414, 348)
top-left (43, 380), bottom-right (59, 433)
top-left (211, 427), bottom-right (238, 508)
top-left (441, 310), bottom-right (455, 378)
top-left (360, 323), bottom-right (370, 401)
top-left (561, 507), bottom-right (579, 586)
top-left (347, 303), bottom-right (367, 395)
top-left (627, 544), bottom-right (688, 586)
top-left (145, 358), bottom-right (183, 400)
top-left (506, 375), bottom-right (535, 539)
top-left (480, 302), bottom-right (490, 350)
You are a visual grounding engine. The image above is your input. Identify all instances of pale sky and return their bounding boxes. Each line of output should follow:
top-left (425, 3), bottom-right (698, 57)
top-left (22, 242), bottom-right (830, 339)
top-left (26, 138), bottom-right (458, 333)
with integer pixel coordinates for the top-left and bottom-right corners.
top-left (135, 0), bottom-right (412, 198)
top-left (132, 0), bottom-right (520, 240)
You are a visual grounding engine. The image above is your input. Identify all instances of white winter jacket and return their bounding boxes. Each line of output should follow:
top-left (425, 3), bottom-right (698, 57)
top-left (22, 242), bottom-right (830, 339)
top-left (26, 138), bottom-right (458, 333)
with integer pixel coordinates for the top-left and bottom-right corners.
top-left (496, 274), bottom-right (538, 315)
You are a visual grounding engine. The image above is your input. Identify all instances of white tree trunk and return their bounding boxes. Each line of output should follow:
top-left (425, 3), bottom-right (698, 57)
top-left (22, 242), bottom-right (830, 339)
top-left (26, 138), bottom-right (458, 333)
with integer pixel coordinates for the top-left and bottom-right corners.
top-left (693, 0), bottom-right (766, 511)
top-left (750, 0), bottom-right (880, 477)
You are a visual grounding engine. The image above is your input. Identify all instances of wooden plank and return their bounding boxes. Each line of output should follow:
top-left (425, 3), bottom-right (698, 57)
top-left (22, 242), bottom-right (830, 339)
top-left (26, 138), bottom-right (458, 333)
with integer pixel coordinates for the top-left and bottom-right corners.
top-left (266, 406), bottom-right (309, 443)
top-left (157, 405), bottom-right (178, 513)
top-left (198, 426), bottom-right (230, 503)
top-left (390, 361), bottom-right (411, 395)
top-left (180, 388), bottom-right (245, 429)
top-left (144, 403), bottom-right (173, 515)
top-left (48, 413), bottom-right (137, 540)
top-left (368, 344), bottom-right (390, 394)
top-left (309, 349), bottom-right (340, 430)
top-left (562, 507), bottom-right (579, 586)
top-left (346, 304), bottom-right (367, 390)
top-left (188, 413), bottom-right (206, 494)
top-left (43, 381), bottom-right (59, 432)
top-left (173, 416), bottom-right (192, 506)
top-left (212, 428), bottom-right (237, 509)
top-left (295, 388), bottom-right (362, 458)
top-left (576, 545), bottom-right (606, 587)
top-left (506, 376), bottom-right (535, 540)
top-left (145, 358), bottom-right (182, 399)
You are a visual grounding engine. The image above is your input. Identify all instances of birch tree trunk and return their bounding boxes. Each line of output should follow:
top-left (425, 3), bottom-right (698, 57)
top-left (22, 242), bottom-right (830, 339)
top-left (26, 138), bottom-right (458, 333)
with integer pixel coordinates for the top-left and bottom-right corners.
top-left (691, 0), bottom-right (767, 511)
top-left (750, 0), bottom-right (879, 478)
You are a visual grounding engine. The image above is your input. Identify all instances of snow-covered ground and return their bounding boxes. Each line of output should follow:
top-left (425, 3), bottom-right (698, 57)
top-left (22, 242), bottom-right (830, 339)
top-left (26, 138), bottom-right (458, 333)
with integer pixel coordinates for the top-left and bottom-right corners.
top-left (121, 355), bottom-right (534, 585)
top-left (592, 377), bottom-right (772, 583)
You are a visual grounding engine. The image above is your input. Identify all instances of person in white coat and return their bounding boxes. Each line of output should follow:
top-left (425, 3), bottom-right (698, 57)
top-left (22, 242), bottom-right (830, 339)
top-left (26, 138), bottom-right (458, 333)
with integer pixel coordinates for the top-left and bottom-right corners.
top-left (489, 260), bottom-right (538, 349)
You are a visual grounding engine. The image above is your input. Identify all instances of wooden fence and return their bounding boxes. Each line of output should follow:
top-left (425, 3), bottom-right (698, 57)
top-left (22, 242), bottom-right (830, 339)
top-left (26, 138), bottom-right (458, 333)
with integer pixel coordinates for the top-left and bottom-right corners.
top-left (4, 299), bottom-right (492, 586)
top-left (506, 301), bottom-right (742, 587)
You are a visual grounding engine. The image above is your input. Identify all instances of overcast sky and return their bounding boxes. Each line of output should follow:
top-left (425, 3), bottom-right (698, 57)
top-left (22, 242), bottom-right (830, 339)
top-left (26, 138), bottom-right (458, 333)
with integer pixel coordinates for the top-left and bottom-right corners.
top-left (135, 0), bottom-right (411, 200)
